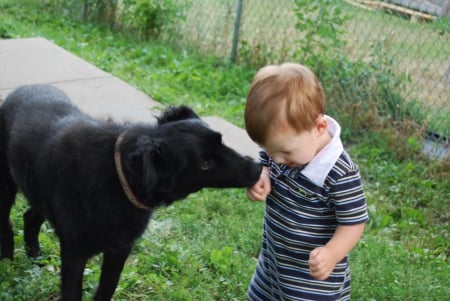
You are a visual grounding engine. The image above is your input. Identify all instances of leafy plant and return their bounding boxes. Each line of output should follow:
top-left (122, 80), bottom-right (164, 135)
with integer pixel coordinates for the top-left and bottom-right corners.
top-left (121, 0), bottom-right (184, 39)
top-left (293, 0), bottom-right (349, 61)
top-left (46, 0), bottom-right (185, 39)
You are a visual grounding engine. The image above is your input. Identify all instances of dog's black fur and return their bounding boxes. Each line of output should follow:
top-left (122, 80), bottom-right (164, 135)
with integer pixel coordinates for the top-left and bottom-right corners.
top-left (0, 85), bottom-right (261, 301)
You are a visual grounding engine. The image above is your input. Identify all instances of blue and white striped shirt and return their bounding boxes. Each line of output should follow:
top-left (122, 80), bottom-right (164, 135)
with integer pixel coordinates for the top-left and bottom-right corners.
top-left (248, 116), bottom-right (368, 301)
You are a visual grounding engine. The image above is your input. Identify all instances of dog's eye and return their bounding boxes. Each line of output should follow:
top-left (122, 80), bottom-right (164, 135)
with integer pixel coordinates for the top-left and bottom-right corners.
top-left (200, 160), bottom-right (212, 171)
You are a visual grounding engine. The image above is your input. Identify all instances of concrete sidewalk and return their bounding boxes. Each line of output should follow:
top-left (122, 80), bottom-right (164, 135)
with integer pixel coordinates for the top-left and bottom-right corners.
top-left (0, 37), bottom-right (259, 158)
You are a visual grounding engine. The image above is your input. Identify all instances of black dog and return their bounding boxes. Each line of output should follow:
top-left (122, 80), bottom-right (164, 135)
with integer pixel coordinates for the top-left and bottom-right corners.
top-left (0, 85), bottom-right (261, 301)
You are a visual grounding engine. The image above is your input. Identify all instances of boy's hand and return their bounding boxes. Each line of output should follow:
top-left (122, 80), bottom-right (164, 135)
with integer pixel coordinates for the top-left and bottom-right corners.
top-left (309, 224), bottom-right (366, 280)
top-left (247, 166), bottom-right (271, 201)
top-left (308, 246), bottom-right (336, 280)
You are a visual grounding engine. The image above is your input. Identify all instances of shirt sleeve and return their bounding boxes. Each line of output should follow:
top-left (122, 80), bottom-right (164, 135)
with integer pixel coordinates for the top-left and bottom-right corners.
top-left (330, 166), bottom-right (369, 225)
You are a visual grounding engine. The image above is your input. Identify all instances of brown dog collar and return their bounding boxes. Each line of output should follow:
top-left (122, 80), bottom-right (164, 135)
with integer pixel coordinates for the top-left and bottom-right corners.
top-left (114, 132), bottom-right (152, 210)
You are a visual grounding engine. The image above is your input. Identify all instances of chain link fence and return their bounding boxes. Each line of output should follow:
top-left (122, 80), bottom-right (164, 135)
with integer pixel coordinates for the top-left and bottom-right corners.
top-left (166, 0), bottom-right (449, 143)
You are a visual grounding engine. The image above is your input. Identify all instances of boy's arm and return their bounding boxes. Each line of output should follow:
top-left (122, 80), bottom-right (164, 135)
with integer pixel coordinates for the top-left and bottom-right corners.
top-left (309, 223), bottom-right (365, 280)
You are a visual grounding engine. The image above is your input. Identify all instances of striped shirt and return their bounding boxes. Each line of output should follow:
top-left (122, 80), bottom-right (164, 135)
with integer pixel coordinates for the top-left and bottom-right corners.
top-left (248, 116), bottom-right (368, 301)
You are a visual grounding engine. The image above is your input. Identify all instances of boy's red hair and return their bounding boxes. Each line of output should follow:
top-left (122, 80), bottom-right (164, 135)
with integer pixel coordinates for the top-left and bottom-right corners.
top-left (245, 63), bottom-right (326, 145)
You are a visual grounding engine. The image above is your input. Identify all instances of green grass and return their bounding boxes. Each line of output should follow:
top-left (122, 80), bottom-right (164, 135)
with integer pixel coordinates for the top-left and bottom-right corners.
top-left (1, 1), bottom-right (449, 300)
top-left (351, 235), bottom-right (448, 300)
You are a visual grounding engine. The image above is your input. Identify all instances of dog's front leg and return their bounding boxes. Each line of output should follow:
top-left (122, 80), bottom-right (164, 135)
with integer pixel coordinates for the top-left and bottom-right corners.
top-left (59, 249), bottom-right (88, 301)
top-left (94, 245), bottom-right (133, 301)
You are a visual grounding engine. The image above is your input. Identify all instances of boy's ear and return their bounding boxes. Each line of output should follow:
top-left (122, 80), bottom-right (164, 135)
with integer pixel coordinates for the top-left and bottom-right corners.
top-left (315, 115), bottom-right (328, 135)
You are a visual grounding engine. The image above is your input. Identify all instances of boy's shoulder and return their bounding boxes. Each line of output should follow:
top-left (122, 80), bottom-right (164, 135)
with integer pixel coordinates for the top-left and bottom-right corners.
top-left (336, 151), bottom-right (358, 170)
top-left (327, 151), bottom-right (362, 183)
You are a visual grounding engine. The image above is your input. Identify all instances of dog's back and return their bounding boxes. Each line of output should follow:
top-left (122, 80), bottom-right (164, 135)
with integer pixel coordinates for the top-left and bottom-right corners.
top-left (1, 85), bottom-right (80, 140)
top-left (0, 85), bottom-right (85, 205)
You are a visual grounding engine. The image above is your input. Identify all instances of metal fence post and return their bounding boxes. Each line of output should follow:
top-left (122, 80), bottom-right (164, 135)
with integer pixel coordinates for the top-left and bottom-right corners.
top-left (230, 0), bottom-right (244, 65)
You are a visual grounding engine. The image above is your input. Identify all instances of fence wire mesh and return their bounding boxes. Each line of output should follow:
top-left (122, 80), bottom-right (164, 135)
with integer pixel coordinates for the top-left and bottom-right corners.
top-left (167, 0), bottom-right (449, 141)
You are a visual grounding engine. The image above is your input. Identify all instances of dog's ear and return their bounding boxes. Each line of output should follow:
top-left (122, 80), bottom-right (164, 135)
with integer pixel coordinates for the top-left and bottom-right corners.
top-left (124, 137), bottom-right (160, 190)
top-left (157, 105), bottom-right (200, 125)
top-left (141, 138), bottom-right (177, 195)
top-left (139, 138), bottom-right (162, 190)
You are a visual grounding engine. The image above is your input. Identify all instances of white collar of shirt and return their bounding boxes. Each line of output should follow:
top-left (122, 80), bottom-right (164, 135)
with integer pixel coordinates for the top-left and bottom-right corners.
top-left (299, 115), bottom-right (344, 187)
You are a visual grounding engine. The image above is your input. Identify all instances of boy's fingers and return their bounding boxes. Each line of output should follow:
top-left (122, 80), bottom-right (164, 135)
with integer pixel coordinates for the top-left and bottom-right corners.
top-left (309, 248), bottom-right (320, 260)
top-left (247, 190), bottom-right (265, 201)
